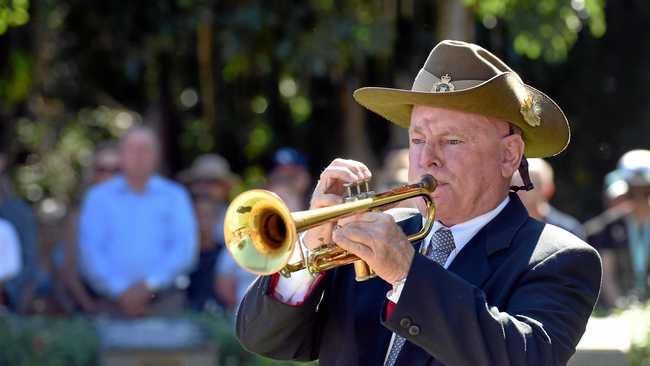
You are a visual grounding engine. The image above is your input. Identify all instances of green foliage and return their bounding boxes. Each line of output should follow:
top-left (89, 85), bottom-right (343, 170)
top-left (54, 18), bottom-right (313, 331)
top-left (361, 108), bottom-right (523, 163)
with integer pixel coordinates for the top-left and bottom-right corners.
top-left (0, 313), bottom-right (316, 366)
top-left (13, 106), bottom-right (132, 216)
top-left (0, 315), bottom-right (99, 366)
top-left (464, 0), bottom-right (606, 62)
top-left (0, 50), bottom-right (32, 107)
top-left (0, 0), bottom-right (29, 35)
top-left (0, 0), bottom-right (610, 219)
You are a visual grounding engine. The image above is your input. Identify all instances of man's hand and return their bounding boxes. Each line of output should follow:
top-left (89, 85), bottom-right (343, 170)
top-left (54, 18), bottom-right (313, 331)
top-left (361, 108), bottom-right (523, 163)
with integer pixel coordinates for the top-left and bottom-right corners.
top-left (303, 158), bottom-right (372, 250)
top-left (333, 212), bottom-right (415, 284)
top-left (118, 282), bottom-right (153, 317)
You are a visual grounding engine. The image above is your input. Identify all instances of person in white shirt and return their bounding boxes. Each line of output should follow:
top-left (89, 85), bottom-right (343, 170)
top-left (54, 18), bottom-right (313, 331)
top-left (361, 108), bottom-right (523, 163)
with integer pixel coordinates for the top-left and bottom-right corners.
top-left (0, 218), bottom-right (21, 306)
top-left (235, 40), bottom-right (601, 366)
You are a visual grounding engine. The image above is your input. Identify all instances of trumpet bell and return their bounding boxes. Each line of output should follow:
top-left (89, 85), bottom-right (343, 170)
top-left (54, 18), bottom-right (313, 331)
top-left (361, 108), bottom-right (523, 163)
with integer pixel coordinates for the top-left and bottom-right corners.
top-left (223, 189), bottom-right (297, 275)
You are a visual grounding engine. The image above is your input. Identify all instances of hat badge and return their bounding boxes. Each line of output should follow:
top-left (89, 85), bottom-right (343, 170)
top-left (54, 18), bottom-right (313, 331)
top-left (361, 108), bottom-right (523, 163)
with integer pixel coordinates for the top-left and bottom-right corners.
top-left (520, 95), bottom-right (541, 127)
top-left (432, 74), bottom-right (455, 93)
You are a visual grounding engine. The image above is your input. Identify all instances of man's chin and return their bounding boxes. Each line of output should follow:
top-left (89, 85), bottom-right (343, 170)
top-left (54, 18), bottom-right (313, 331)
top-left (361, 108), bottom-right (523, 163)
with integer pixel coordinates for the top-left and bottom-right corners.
top-left (431, 199), bottom-right (455, 224)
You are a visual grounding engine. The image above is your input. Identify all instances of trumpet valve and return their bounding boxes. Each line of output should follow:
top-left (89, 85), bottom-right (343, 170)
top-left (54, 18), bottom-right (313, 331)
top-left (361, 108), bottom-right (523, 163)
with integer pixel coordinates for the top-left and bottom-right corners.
top-left (343, 180), bottom-right (375, 201)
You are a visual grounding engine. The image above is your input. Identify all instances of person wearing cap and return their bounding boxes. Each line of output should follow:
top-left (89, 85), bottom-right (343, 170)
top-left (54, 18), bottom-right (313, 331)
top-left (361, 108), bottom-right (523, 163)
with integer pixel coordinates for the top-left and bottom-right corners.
top-left (236, 40), bottom-right (601, 365)
top-left (512, 158), bottom-right (586, 240)
top-left (266, 147), bottom-right (312, 211)
top-left (180, 154), bottom-right (240, 234)
top-left (178, 153), bottom-right (252, 312)
top-left (588, 149), bottom-right (650, 309)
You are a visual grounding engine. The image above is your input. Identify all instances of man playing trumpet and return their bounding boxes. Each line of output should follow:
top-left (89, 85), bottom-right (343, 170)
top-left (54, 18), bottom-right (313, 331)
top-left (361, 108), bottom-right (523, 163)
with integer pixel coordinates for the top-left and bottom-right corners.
top-left (236, 40), bottom-right (601, 366)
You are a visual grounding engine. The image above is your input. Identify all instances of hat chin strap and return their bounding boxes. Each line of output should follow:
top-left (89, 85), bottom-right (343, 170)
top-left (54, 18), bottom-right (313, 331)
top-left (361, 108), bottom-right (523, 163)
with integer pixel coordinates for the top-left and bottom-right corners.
top-left (510, 157), bottom-right (534, 192)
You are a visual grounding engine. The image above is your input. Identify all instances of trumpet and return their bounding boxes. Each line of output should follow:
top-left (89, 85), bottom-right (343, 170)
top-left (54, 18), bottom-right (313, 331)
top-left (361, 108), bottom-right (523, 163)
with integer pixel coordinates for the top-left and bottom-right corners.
top-left (223, 175), bottom-right (437, 281)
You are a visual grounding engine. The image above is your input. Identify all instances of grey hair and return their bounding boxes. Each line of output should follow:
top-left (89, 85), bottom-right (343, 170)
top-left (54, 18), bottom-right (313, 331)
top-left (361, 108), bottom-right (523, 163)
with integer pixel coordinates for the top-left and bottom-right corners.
top-left (119, 125), bottom-right (161, 155)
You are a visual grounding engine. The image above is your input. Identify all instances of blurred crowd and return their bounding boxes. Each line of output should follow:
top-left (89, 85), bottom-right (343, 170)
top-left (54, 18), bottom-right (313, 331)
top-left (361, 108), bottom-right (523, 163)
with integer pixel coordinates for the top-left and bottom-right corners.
top-left (0, 126), bottom-right (312, 318)
top-left (0, 125), bottom-right (648, 318)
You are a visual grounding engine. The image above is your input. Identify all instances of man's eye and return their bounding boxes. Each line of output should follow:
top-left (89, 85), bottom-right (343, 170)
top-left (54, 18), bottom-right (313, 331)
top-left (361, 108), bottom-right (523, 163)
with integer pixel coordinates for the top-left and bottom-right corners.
top-left (411, 138), bottom-right (425, 145)
top-left (447, 139), bottom-right (461, 145)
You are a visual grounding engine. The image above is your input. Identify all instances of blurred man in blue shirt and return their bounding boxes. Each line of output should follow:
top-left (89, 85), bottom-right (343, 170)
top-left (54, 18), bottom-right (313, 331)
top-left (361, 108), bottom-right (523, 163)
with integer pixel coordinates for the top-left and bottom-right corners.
top-left (79, 126), bottom-right (197, 317)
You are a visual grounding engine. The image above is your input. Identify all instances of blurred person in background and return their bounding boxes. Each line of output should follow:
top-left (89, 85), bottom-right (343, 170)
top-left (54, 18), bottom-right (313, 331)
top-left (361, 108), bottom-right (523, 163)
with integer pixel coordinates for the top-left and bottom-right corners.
top-left (54, 142), bottom-right (120, 313)
top-left (266, 147), bottom-right (311, 211)
top-left (86, 142), bottom-right (121, 185)
top-left (584, 169), bottom-right (632, 254)
top-left (376, 148), bottom-right (410, 191)
top-left (214, 247), bottom-right (256, 313)
top-left (602, 169), bottom-right (632, 211)
top-left (186, 193), bottom-right (227, 311)
top-left (512, 158), bottom-right (586, 240)
top-left (376, 148), bottom-right (421, 211)
top-left (78, 126), bottom-right (197, 317)
top-left (589, 149), bottom-right (650, 309)
top-left (0, 153), bottom-right (40, 313)
top-left (0, 217), bottom-right (21, 309)
top-left (179, 154), bottom-right (239, 312)
top-left (180, 153), bottom-right (239, 249)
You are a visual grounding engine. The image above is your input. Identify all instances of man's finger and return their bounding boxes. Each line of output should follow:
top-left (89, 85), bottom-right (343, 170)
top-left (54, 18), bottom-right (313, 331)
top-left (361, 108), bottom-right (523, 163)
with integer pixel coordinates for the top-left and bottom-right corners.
top-left (332, 229), bottom-right (373, 260)
top-left (319, 166), bottom-right (364, 185)
top-left (334, 159), bottom-right (372, 181)
top-left (310, 193), bottom-right (344, 209)
top-left (338, 211), bottom-right (386, 226)
top-left (337, 225), bottom-right (376, 247)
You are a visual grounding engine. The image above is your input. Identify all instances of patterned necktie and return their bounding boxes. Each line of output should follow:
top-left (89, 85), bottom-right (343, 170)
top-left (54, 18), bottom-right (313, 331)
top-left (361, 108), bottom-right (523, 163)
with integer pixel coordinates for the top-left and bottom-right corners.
top-left (384, 228), bottom-right (456, 366)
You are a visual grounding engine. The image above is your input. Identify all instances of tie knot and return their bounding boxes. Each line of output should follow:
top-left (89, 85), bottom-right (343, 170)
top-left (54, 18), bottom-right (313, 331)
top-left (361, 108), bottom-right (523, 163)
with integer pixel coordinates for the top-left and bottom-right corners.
top-left (425, 228), bottom-right (456, 265)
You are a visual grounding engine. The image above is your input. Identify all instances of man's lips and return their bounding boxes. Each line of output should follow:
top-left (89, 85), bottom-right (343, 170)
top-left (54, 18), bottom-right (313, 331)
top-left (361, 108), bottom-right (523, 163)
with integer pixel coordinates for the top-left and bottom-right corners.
top-left (431, 182), bottom-right (448, 197)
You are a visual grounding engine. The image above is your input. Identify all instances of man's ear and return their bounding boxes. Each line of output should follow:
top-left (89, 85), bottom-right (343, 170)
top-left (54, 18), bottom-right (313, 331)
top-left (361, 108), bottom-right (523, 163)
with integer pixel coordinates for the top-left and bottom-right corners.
top-left (501, 134), bottom-right (525, 178)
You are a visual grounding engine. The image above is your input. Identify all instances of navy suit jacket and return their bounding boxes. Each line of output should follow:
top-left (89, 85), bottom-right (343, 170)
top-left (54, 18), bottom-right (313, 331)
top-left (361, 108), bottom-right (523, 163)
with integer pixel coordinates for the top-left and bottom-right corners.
top-left (236, 194), bottom-right (602, 365)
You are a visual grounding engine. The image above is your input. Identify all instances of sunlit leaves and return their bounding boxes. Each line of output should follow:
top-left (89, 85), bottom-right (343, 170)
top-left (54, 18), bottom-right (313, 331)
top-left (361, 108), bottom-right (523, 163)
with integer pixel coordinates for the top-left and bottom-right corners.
top-left (180, 118), bottom-right (214, 153)
top-left (0, 50), bottom-right (32, 107)
top-left (464, 0), bottom-right (606, 62)
top-left (245, 121), bottom-right (273, 160)
top-left (0, 0), bottom-right (29, 35)
top-left (288, 96), bottom-right (311, 125)
top-left (14, 106), bottom-right (131, 212)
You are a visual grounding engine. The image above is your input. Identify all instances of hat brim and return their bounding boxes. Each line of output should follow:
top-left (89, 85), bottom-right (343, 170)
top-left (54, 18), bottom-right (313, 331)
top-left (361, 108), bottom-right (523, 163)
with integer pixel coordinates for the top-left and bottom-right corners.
top-left (353, 72), bottom-right (569, 158)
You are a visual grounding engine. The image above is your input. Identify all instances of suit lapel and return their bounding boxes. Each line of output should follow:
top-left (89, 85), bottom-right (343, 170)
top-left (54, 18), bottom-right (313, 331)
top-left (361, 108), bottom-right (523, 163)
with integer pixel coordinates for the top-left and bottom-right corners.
top-left (396, 210), bottom-right (426, 252)
top-left (448, 193), bottom-right (529, 288)
top-left (390, 198), bottom-right (529, 366)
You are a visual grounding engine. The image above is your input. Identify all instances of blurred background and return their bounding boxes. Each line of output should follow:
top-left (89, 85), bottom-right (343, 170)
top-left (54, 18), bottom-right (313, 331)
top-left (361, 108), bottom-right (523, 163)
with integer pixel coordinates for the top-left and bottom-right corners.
top-left (0, 0), bottom-right (649, 365)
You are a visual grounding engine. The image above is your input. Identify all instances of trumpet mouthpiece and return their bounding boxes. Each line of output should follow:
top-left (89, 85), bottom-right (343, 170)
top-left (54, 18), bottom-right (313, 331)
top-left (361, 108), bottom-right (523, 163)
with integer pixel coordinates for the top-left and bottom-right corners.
top-left (420, 174), bottom-right (437, 192)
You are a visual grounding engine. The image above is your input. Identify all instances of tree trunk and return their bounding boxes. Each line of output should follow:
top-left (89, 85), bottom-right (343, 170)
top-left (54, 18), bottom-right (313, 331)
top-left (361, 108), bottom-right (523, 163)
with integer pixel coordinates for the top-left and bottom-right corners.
top-left (197, 8), bottom-right (216, 137)
top-left (340, 77), bottom-right (377, 170)
top-left (436, 0), bottom-right (475, 42)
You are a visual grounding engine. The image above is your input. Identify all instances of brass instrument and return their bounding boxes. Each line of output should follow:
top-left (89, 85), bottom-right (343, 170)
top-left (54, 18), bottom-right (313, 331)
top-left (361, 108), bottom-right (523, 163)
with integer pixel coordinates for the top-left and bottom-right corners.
top-left (223, 175), bottom-right (437, 281)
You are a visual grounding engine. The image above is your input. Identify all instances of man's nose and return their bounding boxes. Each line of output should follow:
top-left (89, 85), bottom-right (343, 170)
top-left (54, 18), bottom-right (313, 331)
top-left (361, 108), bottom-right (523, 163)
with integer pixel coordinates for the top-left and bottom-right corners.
top-left (420, 141), bottom-right (442, 168)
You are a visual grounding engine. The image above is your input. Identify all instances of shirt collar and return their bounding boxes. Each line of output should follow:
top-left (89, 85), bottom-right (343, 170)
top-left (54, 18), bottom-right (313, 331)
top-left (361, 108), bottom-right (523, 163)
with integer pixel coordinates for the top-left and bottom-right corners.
top-left (424, 195), bottom-right (510, 255)
top-left (115, 174), bottom-right (160, 193)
